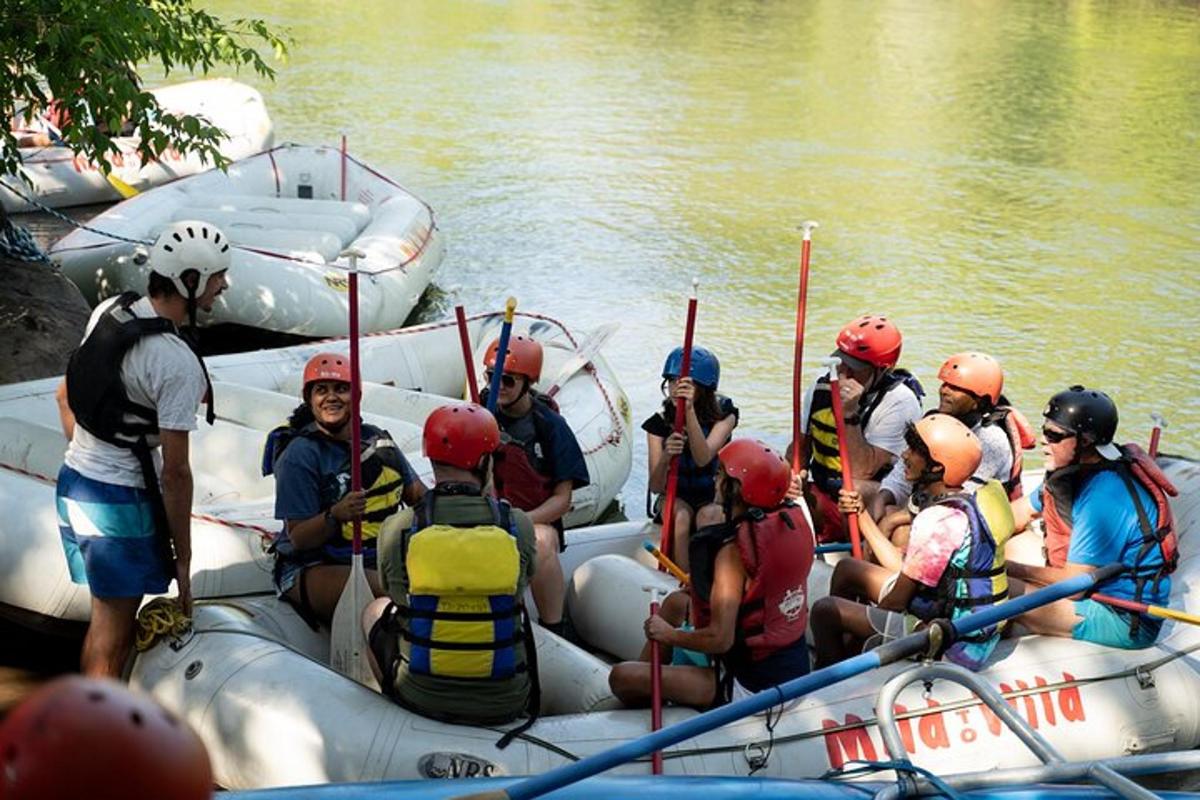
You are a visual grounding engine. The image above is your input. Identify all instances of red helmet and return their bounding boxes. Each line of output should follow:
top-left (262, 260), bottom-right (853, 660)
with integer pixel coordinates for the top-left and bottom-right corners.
top-left (913, 413), bottom-right (982, 488)
top-left (302, 352), bottom-right (351, 395)
top-left (835, 315), bottom-right (903, 369)
top-left (0, 675), bottom-right (213, 800)
top-left (484, 335), bottom-right (543, 383)
top-left (423, 403), bottom-right (501, 470)
top-left (938, 352), bottom-right (1003, 405)
top-left (718, 439), bottom-right (792, 509)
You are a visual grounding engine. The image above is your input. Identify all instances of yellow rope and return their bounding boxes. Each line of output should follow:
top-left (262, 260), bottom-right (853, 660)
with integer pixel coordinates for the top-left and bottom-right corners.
top-left (135, 597), bottom-right (192, 652)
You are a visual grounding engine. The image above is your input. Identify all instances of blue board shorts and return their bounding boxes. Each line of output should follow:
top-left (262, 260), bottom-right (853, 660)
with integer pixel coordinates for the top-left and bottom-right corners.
top-left (1072, 599), bottom-right (1162, 649)
top-left (56, 465), bottom-right (171, 598)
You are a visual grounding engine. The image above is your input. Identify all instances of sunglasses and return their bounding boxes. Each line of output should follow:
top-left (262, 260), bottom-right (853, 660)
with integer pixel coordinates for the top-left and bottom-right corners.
top-left (1042, 427), bottom-right (1074, 444)
top-left (484, 370), bottom-right (518, 389)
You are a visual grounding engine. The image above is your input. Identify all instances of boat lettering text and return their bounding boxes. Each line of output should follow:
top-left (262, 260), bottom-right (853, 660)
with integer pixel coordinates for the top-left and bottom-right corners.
top-left (418, 752), bottom-right (503, 779)
top-left (822, 671), bottom-right (1085, 769)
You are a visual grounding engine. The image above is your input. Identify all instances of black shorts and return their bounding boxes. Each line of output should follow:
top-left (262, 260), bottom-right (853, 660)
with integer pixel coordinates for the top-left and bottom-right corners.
top-left (368, 603), bottom-right (402, 700)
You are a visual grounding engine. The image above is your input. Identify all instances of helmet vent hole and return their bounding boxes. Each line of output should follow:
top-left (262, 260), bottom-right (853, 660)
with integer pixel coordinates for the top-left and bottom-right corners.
top-left (162, 244), bottom-right (174, 252)
top-left (201, 227), bottom-right (209, 238)
top-left (172, 232), bottom-right (183, 242)
top-left (186, 226), bottom-right (195, 238)
top-left (130, 710), bottom-right (144, 727)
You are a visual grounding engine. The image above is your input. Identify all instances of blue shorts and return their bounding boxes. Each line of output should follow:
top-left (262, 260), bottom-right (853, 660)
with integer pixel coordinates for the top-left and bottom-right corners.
top-left (1072, 599), bottom-right (1162, 649)
top-left (56, 465), bottom-right (171, 598)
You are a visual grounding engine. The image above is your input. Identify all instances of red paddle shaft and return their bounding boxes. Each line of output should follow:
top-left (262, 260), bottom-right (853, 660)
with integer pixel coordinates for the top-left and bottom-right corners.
top-left (454, 305), bottom-right (481, 404)
top-left (348, 262), bottom-right (363, 556)
top-left (659, 282), bottom-right (699, 561)
top-left (791, 221), bottom-right (819, 473)
top-left (648, 595), bottom-right (664, 774)
top-left (1149, 414), bottom-right (1166, 458)
top-left (826, 361), bottom-right (862, 559)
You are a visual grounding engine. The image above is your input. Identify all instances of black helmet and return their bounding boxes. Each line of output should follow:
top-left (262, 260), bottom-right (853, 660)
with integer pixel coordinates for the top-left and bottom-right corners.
top-left (1043, 386), bottom-right (1119, 450)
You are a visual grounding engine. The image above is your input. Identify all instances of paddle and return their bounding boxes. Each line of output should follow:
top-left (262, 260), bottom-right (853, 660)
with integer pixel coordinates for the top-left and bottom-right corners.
top-left (454, 564), bottom-right (1125, 800)
top-left (789, 221), bottom-right (820, 538)
top-left (1149, 413), bottom-right (1166, 458)
top-left (642, 540), bottom-right (690, 585)
top-left (105, 172), bottom-right (139, 199)
top-left (658, 279), bottom-right (699, 561)
top-left (1094, 593), bottom-right (1200, 626)
top-left (825, 358), bottom-right (862, 559)
top-left (642, 584), bottom-right (668, 774)
top-left (455, 304), bottom-right (481, 404)
top-left (544, 322), bottom-right (620, 398)
top-left (329, 247), bottom-right (375, 687)
top-left (486, 297), bottom-right (518, 414)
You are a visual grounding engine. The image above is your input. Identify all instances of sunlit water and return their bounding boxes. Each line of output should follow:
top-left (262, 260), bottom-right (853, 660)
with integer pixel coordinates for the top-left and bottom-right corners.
top-left (25, 0), bottom-right (1200, 511)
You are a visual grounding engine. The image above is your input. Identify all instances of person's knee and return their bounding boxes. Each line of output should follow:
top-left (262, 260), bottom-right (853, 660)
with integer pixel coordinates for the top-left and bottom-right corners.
top-left (362, 596), bottom-right (390, 633)
top-left (534, 525), bottom-right (560, 562)
top-left (695, 503), bottom-right (725, 528)
top-left (811, 596), bottom-right (841, 629)
top-left (608, 662), bottom-right (646, 703)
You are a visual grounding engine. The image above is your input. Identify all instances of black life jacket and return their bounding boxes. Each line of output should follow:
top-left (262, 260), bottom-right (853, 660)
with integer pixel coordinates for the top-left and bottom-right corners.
top-left (65, 292), bottom-right (213, 554)
top-left (1041, 444), bottom-right (1178, 635)
top-left (806, 369), bottom-right (923, 492)
top-left (483, 389), bottom-right (561, 512)
top-left (978, 399), bottom-right (1036, 500)
top-left (652, 395), bottom-right (737, 501)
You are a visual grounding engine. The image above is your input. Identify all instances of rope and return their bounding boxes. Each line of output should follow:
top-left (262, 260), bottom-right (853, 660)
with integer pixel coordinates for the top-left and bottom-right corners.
top-left (0, 180), bottom-right (153, 246)
top-left (0, 215), bottom-right (50, 263)
top-left (135, 597), bottom-right (192, 651)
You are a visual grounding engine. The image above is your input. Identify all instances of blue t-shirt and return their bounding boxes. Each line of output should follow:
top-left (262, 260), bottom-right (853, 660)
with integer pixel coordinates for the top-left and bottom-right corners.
top-left (496, 402), bottom-right (590, 490)
top-left (1032, 471), bottom-right (1169, 605)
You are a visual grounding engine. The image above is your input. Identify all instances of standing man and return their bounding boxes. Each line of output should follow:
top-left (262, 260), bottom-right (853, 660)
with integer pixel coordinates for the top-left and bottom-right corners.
top-left (481, 334), bottom-right (589, 636)
top-left (55, 220), bottom-right (231, 677)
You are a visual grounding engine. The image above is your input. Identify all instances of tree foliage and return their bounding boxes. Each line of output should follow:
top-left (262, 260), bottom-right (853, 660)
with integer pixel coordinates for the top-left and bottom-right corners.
top-left (0, 0), bottom-right (289, 179)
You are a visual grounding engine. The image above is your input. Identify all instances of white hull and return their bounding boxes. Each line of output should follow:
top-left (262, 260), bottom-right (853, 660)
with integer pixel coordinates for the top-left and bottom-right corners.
top-left (48, 143), bottom-right (444, 337)
top-left (0, 311), bottom-right (632, 623)
top-left (2, 79), bottom-right (274, 213)
top-left (130, 458), bottom-right (1200, 790)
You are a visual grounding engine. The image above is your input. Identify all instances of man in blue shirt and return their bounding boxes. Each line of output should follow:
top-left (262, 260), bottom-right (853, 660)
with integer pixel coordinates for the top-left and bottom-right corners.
top-left (1008, 386), bottom-right (1172, 649)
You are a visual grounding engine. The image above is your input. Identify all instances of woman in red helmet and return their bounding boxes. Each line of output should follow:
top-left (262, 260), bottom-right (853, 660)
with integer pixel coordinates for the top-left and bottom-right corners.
top-left (362, 403), bottom-right (540, 726)
top-left (480, 334), bottom-right (589, 638)
top-left (799, 314), bottom-right (924, 543)
top-left (263, 353), bottom-right (426, 625)
top-left (812, 414), bottom-right (1012, 671)
top-left (609, 439), bottom-right (814, 709)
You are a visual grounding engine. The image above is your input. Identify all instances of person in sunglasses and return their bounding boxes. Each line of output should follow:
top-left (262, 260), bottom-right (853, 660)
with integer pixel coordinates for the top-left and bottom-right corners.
top-left (481, 335), bottom-right (589, 637)
top-left (1006, 387), bottom-right (1177, 649)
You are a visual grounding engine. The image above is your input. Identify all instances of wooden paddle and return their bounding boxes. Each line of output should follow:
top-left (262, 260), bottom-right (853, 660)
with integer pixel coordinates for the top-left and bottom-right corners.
top-left (455, 304), bottom-right (481, 404)
top-left (486, 298), bottom-right (518, 414)
top-left (825, 357), bottom-right (863, 559)
top-left (329, 247), bottom-right (375, 686)
top-left (658, 279), bottom-right (699, 561)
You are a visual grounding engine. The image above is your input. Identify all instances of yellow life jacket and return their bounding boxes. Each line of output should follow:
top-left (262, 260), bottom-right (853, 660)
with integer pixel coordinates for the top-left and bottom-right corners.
top-left (394, 493), bottom-right (524, 680)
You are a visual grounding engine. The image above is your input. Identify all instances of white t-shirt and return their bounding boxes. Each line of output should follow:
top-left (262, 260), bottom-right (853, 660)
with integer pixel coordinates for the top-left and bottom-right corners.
top-left (801, 372), bottom-right (923, 456)
top-left (64, 296), bottom-right (207, 488)
top-left (879, 419), bottom-right (1013, 504)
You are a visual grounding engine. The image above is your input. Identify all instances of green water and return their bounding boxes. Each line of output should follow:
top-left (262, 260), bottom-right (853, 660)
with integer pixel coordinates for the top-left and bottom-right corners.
top-left (94, 1), bottom-right (1200, 501)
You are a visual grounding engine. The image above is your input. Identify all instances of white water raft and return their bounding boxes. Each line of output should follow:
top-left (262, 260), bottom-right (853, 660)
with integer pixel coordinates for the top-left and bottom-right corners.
top-left (1, 79), bottom-right (274, 213)
top-left (127, 457), bottom-right (1200, 790)
top-left (0, 310), bottom-right (632, 625)
top-left (48, 143), bottom-right (445, 337)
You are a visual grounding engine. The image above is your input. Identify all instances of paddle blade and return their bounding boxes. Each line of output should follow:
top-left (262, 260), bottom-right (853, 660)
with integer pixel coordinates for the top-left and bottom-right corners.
top-left (105, 172), bottom-right (138, 199)
top-left (544, 322), bottom-right (619, 397)
top-left (330, 553), bottom-right (377, 688)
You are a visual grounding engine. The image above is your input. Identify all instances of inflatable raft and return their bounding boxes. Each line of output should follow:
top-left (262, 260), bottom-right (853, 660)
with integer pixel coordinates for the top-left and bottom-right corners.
top-left (2, 79), bottom-right (274, 213)
top-left (128, 457), bottom-right (1200, 791)
top-left (0, 310), bottom-right (632, 626)
top-left (48, 143), bottom-right (444, 337)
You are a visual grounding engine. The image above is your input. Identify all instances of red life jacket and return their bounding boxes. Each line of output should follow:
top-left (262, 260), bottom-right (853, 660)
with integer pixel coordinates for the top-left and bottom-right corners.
top-left (492, 393), bottom-right (561, 512)
top-left (983, 405), bottom-right (1036, 500)
top-left (1041, 444), bottom-right (1178, 616)
top-left (690, 505), bottom-right (814, 663)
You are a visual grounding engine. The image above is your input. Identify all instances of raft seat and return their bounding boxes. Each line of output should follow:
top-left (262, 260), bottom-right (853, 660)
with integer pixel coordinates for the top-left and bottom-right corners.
top-left (170, 208), bottom-right (362, 248)
top-left (181, 194), bottom-right (372, 229)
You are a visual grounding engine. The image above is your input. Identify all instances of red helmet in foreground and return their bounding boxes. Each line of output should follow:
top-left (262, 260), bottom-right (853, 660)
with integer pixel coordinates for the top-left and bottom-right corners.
top-left (718, 439), bottom-right (792, 509)
top-left (423, 403), bottom-right (501, 470)
top-left (0, 675), bottom-right (212, 800)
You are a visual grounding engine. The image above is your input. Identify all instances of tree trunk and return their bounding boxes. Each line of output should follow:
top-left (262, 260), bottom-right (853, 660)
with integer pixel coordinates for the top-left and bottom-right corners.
top-left (0, 255), bottom-right (90, 385)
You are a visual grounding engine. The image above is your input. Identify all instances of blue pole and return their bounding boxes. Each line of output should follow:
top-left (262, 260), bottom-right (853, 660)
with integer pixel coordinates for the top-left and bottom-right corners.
top-left (815, 543), bottom-right (853, 555)
top-left (464, 563), bottom-right (1123, 800)
top-left (486, 298), bottom-right (518, 414)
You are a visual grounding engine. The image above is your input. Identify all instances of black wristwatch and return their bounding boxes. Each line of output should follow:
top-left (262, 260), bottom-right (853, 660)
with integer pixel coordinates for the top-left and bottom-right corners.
top-left (844, 413), bottom-right (861, 426)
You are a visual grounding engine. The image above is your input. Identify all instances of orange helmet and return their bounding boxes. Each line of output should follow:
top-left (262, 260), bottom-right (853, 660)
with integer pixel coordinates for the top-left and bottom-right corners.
top-left (912, 413), bottom-right (982, 488)
top-left (0, 675), bottom-right (213, 800)
top-left (423, 403), bottom-right (500, 470)
top-left (717, 439), bottom-right (792, 509)
top-left (302, 352), bottom-right (351, 396)
top-left (835, 315), bottom-right (903, 369)
top-left (484, 334), bottom-right (543, 383)
top-left (938, 352), bottom-right (1003, 405)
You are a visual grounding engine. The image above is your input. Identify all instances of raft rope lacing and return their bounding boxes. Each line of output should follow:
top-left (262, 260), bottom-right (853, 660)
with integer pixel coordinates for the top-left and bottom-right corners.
top-left (0, 215), bottom-right (51, 262)
top-left (2, 143), bottom-right (438, 275)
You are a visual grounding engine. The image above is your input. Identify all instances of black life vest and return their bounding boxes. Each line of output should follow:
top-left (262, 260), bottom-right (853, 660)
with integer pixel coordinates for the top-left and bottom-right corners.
top-left (65, 292), bottom-right (213, 553)
top-left (689, 504), bottom-right (814, 663)
top-left (979, 400), bottom-right (1036, 500)
top-left (1041, 444), bottom-right (1178, 634)
top-left (651, 395), bottom-right (737, 501)
top-left (806, 369), bottom-right (924, 492)
top-left (263, 418), bottom-right (408, 564)
top-left (484, 390), bottom-right (561, 512)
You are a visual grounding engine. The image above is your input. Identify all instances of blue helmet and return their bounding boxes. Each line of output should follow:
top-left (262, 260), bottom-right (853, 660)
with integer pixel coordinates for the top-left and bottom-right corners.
top-left (662, 346), bottom-right (720, 390)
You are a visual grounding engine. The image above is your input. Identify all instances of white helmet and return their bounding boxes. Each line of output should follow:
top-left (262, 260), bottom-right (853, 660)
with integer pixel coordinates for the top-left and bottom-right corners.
top-left (150, 220), bottom-right (232, 297)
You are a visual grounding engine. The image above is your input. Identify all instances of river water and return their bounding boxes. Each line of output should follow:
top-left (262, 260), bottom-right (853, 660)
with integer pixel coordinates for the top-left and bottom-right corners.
top-left (28, 0), bottom-right (1200, 508)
